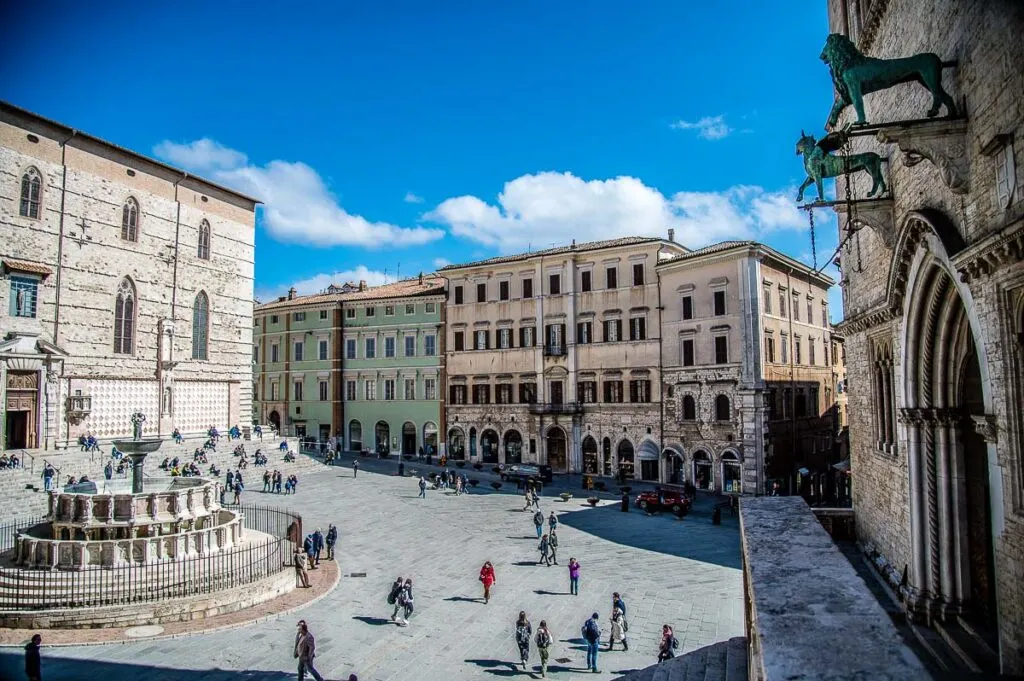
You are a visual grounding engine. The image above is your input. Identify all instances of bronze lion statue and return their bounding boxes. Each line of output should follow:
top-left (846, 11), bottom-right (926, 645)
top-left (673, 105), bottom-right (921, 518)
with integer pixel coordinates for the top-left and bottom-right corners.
top-left (822, 33), bottom-right (957, 128)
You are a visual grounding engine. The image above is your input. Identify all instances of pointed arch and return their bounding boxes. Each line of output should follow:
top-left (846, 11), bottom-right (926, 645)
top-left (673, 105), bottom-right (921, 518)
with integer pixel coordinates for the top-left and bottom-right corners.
top-left (715, 394), bottom-right (731, 421)
top-left (113, 277), bottom-right (137, 355)
top-left (198, 220), bottom-right (211, 260)
top-left (19, 166), bottom-right (43, 219)
top-left (192, 291), bottom-right (210, 360)
top-left (121, 197), bottom-right (140, 241)
top-left (682, 394), bottom-right (697, 421)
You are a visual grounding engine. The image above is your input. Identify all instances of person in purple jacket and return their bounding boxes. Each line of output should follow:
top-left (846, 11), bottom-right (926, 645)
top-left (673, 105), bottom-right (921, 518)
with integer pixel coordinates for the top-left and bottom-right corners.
top-left (568, 557), bottom-right (580, 595)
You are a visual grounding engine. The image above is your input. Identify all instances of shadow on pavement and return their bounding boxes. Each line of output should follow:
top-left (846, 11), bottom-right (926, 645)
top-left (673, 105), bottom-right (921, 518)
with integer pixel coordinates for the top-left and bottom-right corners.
top-left (0, 652), bottom-right (305, 681)
top-left (352, 615), bottom-right (392, 626)
top-left (443, 596), bottom-right (481, 603)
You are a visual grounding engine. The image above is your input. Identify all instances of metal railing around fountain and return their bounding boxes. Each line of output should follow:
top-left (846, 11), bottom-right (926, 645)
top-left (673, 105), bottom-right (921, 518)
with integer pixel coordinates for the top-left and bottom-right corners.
top-left (0, 504), bottom-right (303, 611)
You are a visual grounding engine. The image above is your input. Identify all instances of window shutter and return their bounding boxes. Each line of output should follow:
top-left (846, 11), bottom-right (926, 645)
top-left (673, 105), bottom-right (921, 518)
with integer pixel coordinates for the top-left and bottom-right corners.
top-left (559, 324), bottom-right (566, 347)
top-left (616, 320), bottom-right (623, 340)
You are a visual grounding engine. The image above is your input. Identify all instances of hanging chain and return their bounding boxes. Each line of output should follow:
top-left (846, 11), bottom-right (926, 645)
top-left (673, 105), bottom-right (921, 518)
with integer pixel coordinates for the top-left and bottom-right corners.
top-left (841, 135), bottom-right (864, 273)
top-left (808, 207), bottom-right (818, 269)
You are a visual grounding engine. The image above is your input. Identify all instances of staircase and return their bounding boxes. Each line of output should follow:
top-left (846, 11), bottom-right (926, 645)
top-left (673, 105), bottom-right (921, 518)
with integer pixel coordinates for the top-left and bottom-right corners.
top-left (612, 637), bottom-right (747, 681)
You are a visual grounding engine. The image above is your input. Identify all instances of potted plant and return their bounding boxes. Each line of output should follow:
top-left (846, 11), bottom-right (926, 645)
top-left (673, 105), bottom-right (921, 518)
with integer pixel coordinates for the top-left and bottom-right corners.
top-left (559, 492), bottom-right (573, 502)
top-left (469, 478), bottom-right (479, 487)
top-left (490, 481), bottom-right (502, 491)
top-left (587, 497), bottom-right (600, 506)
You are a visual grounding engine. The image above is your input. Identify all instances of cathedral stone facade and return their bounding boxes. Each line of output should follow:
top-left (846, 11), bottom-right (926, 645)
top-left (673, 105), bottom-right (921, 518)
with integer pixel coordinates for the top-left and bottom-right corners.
top-left (0, 102), bottom-right (257, 450)
top-left (825, 0), bottom-right (1024, 672)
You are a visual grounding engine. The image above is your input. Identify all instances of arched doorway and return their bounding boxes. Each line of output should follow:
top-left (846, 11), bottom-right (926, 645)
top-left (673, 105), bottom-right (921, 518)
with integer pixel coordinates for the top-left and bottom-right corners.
top-left (402, 421), bottom-right (416, 456)
top-left (375, 420), bottom-right (390, 455)
top-left (503, 430), bottom-right (523, 465)
top-left (637, 439), bottom-right (659, 481)
top-left (448, 427), bottom-right (465, 460)
top-left (268, 410), bottom-right (281, 432)
top-left (349, 420), bottom-right (362, 452)
top-left (581, 436), bottom-right (598, 475)
top-left (664, 444), bottom-right (685, 484)
top-left (469, 427), bottom-right (478, 459)
top-left (693, 450), bottom-right (712, 490)
top-left (616, 440), bottom-right (635, 480)
top-left (423, 422), bottom-right (438, 458)
top-left (546, 427), bottom-right (567, 471)
top-left (481, 429), bottom-right (499, 463)
top-left (722, 451), bottom-right (742, 493)
top-left (601, 437), bottom-right (612, 476)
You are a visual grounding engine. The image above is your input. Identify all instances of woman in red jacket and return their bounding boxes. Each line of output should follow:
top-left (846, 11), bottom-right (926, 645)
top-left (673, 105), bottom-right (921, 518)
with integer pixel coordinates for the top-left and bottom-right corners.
top-left (479, 561), bottom-right (496, 604)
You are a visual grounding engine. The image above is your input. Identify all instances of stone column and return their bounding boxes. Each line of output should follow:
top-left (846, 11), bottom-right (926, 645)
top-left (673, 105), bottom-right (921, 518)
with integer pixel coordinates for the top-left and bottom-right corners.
top-left (900, 408), bottom-right (929, 607)
top-left (934, 409), bottom-right (955, 612)
top-left (881, 363), bottom-right (894, 450)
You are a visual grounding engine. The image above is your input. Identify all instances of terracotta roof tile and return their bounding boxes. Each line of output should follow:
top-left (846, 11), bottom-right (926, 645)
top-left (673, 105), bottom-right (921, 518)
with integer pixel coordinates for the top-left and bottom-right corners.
top-left (2, 258), bottom-right (53, 276)
top-left (256, 276), bottom-right (445, 311)
top-left (438, 236), bottom-right (678, 271)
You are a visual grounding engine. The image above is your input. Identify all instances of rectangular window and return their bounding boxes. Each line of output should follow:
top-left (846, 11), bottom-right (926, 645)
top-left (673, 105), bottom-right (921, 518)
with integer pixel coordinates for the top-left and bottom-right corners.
top-left (810, 387), bottom-right (819, 416)
top-left (345, 338), bottom-right (356, 359)
top-left (294, 381), bottom-right (303, 401)
top-left (346, 380), bottom-right (356, 401)
top-left (384, 379), bottom-right (395, 401)
top-left (603, 380), bottom-right (623, 403)
top-left (579, 381), bottom-right (597, 403)
top-left (713, 290), bottom-right (726, 316)
top-left (581, 271), bottom-right (592, 293)
top-left (271, 382), bottom-right (279, 400)
top-left (405, 304), bottom-right (415, 314)
top-left (426, 302), bottom-right (436, 314)
top-left (496, 383), bottom-right (513, 404)
top-left (792, 294), bottom-right (800, 321)
top-left (454, 331), bottom-right (464, 351)
top-left (715, 336), bottom-right (729, 364)
top-left (549, 274), bottom-right (561, 295)
top-left (522, 278), bottom-right (533, 298)
top-left (424, 378), bottom-right (436, 400)
top-left (318, 339), bottom-right (328, 360)
top-left (766, 336), bottom-right (776, 363)
top-left (9, 275), bottom-right (39, 318)
top-left (294, 312), bottom-right (305, 322)
top-left (271, 343), bottom-right (279, 363)
top-left (807, 300), bottom-right (813, 325)
top-left (475, 329), bottom-right (489, 350)
top-left (781, 334), bottom-right (789, 363)
top-left (477, 282), bottom-right (487, 303)
top-left (809, 338), bottom-right (816, 365)
top-left (472, 384), bottom-right (491, 405)
top-left (519, 382), bottom-right (537, 404)
top-left (606, 267), bottom-right (617, 289)
top-left (425, 335), bottom-right (436, 356)
top-left (450, 384), bottom-right (467, 405)
top-left (293, 341), bottom-right (304, 362)
top-left (319, 309), bottom-right (328, 320)
top-left (346, 308), bottom-right (355, 319)
top-left (365, 338), bottom-right (376, 359)
top-left (763, 285), bottom-right (772, 315)
top-left (629, 316), bottom-right (646, 341)
top-left (604, 319), bottom-right (622, 342)
top-left (499, 280), bottom-right (510, 300)
top-left (545, 323), bottom-right (564, 351)
top-left (405, 335), bottom-right (416, 357)
top-left (498, 328), bottom-right (512, 349)
top-left (779, 290), bottom-right (787, 317)
top-left (385, 305), bottom-right (395, 316)
top-left (822, 302), bottom-right (829, 327)
top-left (577, 321), bottom-right (592, 344)
top-left (384, 337), bottom-right (395, 358)
top-left (319, 380), bottom-right (329, 401)
top-left (795, 337), bottom-right (802, 364)
top-left (366, 306), bottom-right (375, 317)
top-left (271, 315), bottom-right (279, 324)
top-left (682, 338), bottom-right (695, 366)
top-left (629, 379), bottom-right (651, 403)
top-left (404, 378), bottom-right (416, 400)
top-left (632, 263), bottom-right (644, 286)
top-left (682, 296), bottom-right (693, 320)
top-left (521, 326), bottom-right (535, 347)
top-left (454, 286), bottom-right (464, 304)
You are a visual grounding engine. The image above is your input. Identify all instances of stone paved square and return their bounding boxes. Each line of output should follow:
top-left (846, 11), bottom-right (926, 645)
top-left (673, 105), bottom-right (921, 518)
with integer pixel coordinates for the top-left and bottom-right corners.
top-left (0, 456), bottom-right (743, 680)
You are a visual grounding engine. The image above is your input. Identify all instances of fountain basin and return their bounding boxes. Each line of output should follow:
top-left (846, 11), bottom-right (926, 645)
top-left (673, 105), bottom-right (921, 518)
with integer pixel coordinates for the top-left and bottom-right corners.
top-left (112, 438), bottom-right (165, 455)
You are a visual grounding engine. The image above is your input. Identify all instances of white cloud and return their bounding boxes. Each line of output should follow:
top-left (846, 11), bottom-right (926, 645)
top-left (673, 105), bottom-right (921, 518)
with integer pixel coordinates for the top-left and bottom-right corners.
top-left (426, 171), bottom-right (801, 253)
top-left (433, 257), bottom-right (452, 269)
top-left (404, 192), bottom-right (425, 204)
top-left (670, 115), bottom-right (732, 140)
top-left (255, 265), bottom-right (389, 301)
top-left (154, 140), bottom-right (444, 248)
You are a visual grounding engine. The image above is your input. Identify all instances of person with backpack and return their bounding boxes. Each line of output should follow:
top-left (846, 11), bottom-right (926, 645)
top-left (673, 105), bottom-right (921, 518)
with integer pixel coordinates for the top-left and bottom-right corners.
top-left (538, 534), bottom-right (552, 566)
top-left (535, 620), bottom-right (553, 678)
top-left (303, 535), bottom-right (316, 569)
top-left (548, 530), bottom-right (559, 565)
top-left (532, 510), bottom-right (544, 538)
top-left (387, 577), bottom-right (404, 620)
top-left (581, 612), bottom-right (601, 673)
top-left (514, 611), bottom-right (532, 671)
top-left (312, 528), bottom-right (324, 566)
top-left (395, 578), bottom-right (414, 626)
top-left (353, 458), bottom-right (359, 478)
top-left (658, 624), bottom-right (679, 662)
top-left (479, 561), bottom-right (495, 604)
top-left (568, 557), bottom-right (581, 595)
top-left (548, 511), bottom-right (558, 533)
top-left (608, 605), bottom-right (628, 651)
top-left (325, 525), bottom-right (338, 560)
top-left (418, 476), bottom-right (427, 499)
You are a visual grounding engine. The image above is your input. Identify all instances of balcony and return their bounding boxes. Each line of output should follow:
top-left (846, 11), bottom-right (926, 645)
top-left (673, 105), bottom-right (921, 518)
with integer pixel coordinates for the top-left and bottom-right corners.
top-left (542, 344), bottom-right (566, 357)
top-left (527, 402), bottom-right (583, 415)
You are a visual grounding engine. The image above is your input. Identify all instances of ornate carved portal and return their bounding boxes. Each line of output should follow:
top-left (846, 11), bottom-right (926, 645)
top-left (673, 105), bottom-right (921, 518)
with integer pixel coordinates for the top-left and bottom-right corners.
top-left (4, 370), bottom-right (39, 449)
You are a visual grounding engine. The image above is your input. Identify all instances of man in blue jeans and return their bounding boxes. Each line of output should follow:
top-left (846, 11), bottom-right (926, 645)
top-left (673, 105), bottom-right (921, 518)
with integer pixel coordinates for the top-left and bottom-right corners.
top-left (582, 612), bottom-right (601, 673)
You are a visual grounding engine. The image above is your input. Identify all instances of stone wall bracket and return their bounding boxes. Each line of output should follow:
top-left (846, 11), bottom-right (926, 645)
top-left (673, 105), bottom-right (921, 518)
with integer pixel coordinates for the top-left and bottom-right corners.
top-left (876, 118), bottom-right (969, 195)
top-left (831, 198), bottom-right (896, 249)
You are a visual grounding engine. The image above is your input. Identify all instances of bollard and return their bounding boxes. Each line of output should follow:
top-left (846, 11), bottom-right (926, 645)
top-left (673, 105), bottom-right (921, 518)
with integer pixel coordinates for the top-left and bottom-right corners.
top-left (398, 462), bottom-right (405, 477)
top-left (712, 506), bottom-right (721, 525)
top-left (621, 492), bottom-right (629, 512)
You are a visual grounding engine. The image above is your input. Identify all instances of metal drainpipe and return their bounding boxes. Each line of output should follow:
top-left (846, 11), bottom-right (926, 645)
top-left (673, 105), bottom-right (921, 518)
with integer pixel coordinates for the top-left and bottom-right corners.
top-left (52, 130), bottom-right (77, 345)
top-left (656, 269), bottom-right (665, 483)
top-left (786, 267), bottom-right (796, 495)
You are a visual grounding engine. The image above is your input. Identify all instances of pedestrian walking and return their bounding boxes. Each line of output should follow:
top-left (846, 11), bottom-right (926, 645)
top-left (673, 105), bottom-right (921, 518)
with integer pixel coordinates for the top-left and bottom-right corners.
top-left (548, 529), bottom-right (559, 565)
top-left (548, 511), bottom-right (558, 533)
top-left (538, 534), bottom-right (552, 566)
top-left (608, 606), bottom-right (629, 651)
top-left (568, 557), bottom-right (580, 595)
top-left (353, 459), bottom-right (359, 478)
top-left (523, 490), bottom-right (533, 511)
top-left (392, 578), bottom-right (414, 626)
top-left (304, 534), bottom-right (316, 569)
top-left (515, 611), bottom-right (532, 670)
top-left (104, 460), bottom-right (113, 481)
top-left (226, 469), bottom-right (235, 489)
top-left (325, 524), bottom-right (338, 560)
top-left (581, 612), bottom-right (601, 673)
top-left (294, 620), bottom-right (325, 681)
top-left (418, 476), bottom-right (427, 498)
top-left (613, 592), bottom-right (627, 617)
top-left (312, 528), bottom-right (324, 566)
top-left (233, 480), bottom-right (243, 504)
top-left (531, 487), bottom-right (541, 509)
top-left (24, 633), bottom-right (41, 681)
top-left (387, 577), bottom-right (404, 620)
top-left (479, 561), bottom-right (495, 604)
top-left (293, 548), bottom-right (311, 588)
top-left (535, 620), bottom-right (553, 678)
top-left (263, 470), bottom-right (272, 492)
top-left (41, 464), bottom-right (55, 492)
top-left (532, 509), bottom-right (544, 538)
top-left (658, 624), bottom-right (679, 661)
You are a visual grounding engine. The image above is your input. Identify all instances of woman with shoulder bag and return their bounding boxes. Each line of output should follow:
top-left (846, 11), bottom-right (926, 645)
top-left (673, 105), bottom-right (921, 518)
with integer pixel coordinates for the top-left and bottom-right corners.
top-left (514, 611), bottom-right (532, 670)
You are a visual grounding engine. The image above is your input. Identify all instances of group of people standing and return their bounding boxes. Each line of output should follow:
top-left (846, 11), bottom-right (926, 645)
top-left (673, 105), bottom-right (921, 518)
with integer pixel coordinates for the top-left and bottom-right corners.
top-left (263, 469), bottom-right (299, 494)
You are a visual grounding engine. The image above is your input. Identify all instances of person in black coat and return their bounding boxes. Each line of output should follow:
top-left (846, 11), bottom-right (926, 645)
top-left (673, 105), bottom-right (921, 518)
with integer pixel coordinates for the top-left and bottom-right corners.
top-left (25, 633), bottom-right (41, 681)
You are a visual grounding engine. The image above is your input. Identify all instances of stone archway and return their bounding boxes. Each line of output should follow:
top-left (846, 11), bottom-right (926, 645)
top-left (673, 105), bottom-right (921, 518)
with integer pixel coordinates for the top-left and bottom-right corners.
top-left (503, 429), bottom-right (523, 465)
top-left (616, 439), bottom-right (635, 480)
top-left (375, 420), bottom-right (390, 455)
top-left (663, 443), bottom-right (685, 484)
top-left (637, 439), bottom-right (660, 481)
top-left (693, 450), bottom-right (713, 490)
top-left (402, 421), bottom-right (417, 456)
top-left (480, 429), bottom-right (499, 463)
top-left (268, 410), bottom-right (281, 433)
top-left (581, 436), bottom-right (598, 475)
top-left (546, 426), bottom-right (567, 472)
top-left (447, 426), bottom-right (465, 460)
top-left (348, 419), bottom-right (362, 451)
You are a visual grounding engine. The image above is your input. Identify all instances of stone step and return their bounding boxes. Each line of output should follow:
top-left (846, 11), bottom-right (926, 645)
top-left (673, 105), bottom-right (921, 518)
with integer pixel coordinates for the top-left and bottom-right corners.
top-left (608, 638), bottom-right (747, 681)
top-left (934, 618), bottom-right (1000, 675)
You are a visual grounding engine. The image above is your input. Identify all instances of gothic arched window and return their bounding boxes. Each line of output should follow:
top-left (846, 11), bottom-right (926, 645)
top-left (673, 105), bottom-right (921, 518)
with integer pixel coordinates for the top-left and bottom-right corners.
top-left (114, 278), bottom-right (137, 355)
top-left (121, 198), bottom-right (139, 241)
top-left (192, 291), bottom-right (209, 360)
top-left (682, 395), bottom-right (697, 421)
top-left (19, 167), bottom-right (42, 218)
top-left (715, 394), bottom-right (731, 421)
top-left (197, 220), bottom-right (211, 260)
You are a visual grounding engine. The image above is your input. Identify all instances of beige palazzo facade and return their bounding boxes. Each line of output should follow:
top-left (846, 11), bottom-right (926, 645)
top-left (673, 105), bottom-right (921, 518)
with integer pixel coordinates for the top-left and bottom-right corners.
top-left (0, 102), bottom-right (258, 450)
top-left (825, 0), bottom-right (1024, 672)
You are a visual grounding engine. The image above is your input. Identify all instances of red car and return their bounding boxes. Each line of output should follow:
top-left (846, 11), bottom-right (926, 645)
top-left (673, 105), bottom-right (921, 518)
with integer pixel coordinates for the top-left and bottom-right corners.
top-left (635, 488), bottom-right (692, 515)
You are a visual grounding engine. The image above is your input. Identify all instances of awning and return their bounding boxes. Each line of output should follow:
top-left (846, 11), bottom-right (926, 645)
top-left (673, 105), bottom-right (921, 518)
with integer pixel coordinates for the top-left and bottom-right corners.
top-left (3, 258), bottom-right (53, 277)
top-left (832, 459), bottom-right (851, 472)
top-left (797, 467), bottom-right (810, 476)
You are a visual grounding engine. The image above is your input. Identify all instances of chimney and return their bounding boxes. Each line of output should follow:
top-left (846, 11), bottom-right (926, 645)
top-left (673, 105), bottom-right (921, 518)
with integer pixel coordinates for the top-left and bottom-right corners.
top-left (418, 272), bottom-right (423, 284)
top-left (571, 239), bottom-right (576, 249)
top-left (359, 280), bottom-right (367, 292)
top-left (287, 287), bottom-right (297, 300)
top-left (667, 228), bottom-right (675, 243)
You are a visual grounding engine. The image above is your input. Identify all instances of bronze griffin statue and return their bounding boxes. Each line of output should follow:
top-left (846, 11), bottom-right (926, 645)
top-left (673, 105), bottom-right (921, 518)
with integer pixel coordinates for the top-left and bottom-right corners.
top-left (796, 127), bottom-right (886, 203)
top-left (822, 33), bottom-right (958, 128)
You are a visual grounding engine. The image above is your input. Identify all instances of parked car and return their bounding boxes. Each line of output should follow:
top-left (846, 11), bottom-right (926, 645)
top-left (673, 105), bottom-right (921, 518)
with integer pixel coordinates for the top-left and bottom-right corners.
top-left (635, 487), bottom-right (692, 515)
top-left (500, 464), bottom-right (553, 485)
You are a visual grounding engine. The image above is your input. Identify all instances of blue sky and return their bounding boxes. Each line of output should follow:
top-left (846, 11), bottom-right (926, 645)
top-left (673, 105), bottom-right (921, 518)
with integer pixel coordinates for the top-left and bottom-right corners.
top-left (1, 0), bottom-right (843, 317)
